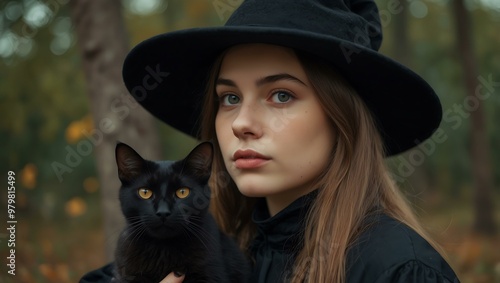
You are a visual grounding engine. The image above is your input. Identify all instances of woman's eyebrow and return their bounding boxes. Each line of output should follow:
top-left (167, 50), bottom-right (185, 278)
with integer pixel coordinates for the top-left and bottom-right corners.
top-left (256, 73), bottom-right (306, 86)
top-left (216, 78), bottom-right (237, 87)
top-left (216, 73), bottom-right (307, 87)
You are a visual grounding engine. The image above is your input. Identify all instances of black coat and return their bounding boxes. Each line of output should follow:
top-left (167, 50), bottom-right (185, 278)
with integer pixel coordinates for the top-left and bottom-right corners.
top-left (81, 193), bottom-right (459, 283)
top-left (249, 193), bottom-right (459, 282)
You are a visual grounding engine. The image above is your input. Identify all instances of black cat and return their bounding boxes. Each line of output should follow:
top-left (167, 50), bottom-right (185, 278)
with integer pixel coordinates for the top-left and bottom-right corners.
top-left (113, 142), bottom-right (250, 283)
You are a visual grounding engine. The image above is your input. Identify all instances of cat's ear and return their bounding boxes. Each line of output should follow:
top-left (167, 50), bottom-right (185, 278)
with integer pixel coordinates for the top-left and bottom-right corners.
top-left (115, 142), bottom-right (145, 184)
top-left (183, 142), bottom-right (213, 182)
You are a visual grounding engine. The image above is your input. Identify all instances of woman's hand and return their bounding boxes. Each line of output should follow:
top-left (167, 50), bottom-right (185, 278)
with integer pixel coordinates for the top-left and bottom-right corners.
top-left (159, 271), bottom-right (185, 283)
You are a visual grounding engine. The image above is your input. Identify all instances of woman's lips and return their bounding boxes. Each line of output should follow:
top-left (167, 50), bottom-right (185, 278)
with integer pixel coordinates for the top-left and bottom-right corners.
top-left (233, 149), bottom-right (271, 169)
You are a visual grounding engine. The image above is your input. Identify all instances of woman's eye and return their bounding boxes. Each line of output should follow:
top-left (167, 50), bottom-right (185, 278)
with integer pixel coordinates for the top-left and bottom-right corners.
top-left (221, 94), bottom-right (240, 105)
top-left (271, 91), bottom-right (293, 103)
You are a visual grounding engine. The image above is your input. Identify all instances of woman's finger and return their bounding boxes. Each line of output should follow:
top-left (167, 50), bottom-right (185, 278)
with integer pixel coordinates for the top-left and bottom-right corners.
top-left (159, 271), bottom-right (185, 283)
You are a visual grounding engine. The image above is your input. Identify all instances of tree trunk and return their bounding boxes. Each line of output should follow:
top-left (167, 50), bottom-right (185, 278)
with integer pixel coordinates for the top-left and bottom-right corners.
top-left (452, 0), bottom-right (496, 235)
top-left (392, 0), bottom-right (410, 66)
top-left (392, 0), bottom-right (431, 202)
top-left (70, 0), bottom-right (162, 260)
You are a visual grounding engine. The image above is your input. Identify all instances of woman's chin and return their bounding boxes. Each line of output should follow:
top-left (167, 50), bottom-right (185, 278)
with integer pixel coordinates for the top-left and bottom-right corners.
top-left (237, 186), bottom-right (278, 198)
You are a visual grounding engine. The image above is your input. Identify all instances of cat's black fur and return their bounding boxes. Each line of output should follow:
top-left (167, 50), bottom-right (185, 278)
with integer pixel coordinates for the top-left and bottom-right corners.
top-left (113, 142), bottom-right (250, 283)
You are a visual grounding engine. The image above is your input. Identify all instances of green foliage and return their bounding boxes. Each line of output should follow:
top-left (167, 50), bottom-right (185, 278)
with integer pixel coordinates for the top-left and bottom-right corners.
top-left (377, 0), bottom-right (500, 195)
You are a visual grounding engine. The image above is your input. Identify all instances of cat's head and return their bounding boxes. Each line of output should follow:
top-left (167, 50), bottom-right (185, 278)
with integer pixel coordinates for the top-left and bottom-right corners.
top-left (115, 142), bottom-right (213, 239)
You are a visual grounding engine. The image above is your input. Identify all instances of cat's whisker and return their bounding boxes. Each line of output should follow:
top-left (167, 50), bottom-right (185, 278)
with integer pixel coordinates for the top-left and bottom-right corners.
top-left (180, 219), bottom-right (219, 250)
top-left (122, 220), bottom-right (148, 247)
top-left (181, 224), bottom-right (212, 251)
top-left (124, 221), bottom-right (145, 233)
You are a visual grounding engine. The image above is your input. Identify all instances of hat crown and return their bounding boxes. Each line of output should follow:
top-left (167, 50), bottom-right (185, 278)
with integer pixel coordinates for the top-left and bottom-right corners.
top-left (226, 0), bottom-right (382, 50)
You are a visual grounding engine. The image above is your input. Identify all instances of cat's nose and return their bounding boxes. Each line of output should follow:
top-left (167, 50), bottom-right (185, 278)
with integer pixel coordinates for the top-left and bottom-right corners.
top-left (156, 206), bottom-right (171, 219)
top-left (156, 211), bottom-right (171, 218)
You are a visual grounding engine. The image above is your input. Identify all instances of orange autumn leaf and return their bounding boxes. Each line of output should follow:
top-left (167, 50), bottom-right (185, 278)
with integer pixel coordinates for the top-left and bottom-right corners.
top-left (65, 197), bottom-right (87, 217)
top-left (21, 163), bottom-right (37, 189)
top-left (65, 115), bottom-right (94, 144)
top-left (84, 177), bottom-right (100, 193)
top-left (39, 264), bottom-right (58, 281)
top-left (65, 120), bottom-right (84, 144)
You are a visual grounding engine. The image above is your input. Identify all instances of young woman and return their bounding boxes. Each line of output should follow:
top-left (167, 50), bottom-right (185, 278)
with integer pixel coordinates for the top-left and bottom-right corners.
top-left (83, 0), bottom-right (460, 282)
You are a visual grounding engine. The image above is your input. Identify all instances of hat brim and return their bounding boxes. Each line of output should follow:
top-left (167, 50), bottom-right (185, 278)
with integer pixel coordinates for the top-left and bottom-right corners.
top-left (122, 26), bottom-right (442, 156)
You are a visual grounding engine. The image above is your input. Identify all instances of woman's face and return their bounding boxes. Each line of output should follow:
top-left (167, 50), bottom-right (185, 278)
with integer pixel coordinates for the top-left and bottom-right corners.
top-left (215, 44), bottom-right (335, 212)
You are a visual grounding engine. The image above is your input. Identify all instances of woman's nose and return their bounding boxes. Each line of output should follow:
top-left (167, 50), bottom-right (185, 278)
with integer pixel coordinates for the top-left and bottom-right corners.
top-left (231, 102), bottom-right (263, 139)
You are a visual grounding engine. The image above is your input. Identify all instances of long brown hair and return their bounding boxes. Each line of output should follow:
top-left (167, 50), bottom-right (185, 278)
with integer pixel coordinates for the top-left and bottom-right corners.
top-left (200, 47), bottom-right (442, 282)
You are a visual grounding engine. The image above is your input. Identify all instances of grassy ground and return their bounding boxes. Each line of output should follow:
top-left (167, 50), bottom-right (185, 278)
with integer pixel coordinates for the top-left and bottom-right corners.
top-left (1, 195), bottom-right (499, 283)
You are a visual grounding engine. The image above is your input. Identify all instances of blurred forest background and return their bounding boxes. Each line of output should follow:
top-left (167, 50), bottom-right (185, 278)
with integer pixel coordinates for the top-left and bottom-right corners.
top-left (0, 0), bottom-right (499, 282)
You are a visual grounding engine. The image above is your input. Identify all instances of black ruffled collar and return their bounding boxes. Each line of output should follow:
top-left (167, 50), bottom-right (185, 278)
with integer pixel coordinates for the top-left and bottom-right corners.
top-left (252, 193), bottom-right (315, 250)
top-left (249, 190), bottom-right (317, 282)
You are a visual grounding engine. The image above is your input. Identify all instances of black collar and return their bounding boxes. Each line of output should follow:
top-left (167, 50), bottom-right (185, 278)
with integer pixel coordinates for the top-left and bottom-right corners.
top-left (249, 190), bottom-right (317, 282)
top-left (251, 191), bottom-right (316, 251)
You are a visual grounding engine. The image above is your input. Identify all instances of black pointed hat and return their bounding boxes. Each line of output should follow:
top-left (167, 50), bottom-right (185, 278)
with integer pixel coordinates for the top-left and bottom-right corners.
top-left (122, 0), bottom-right (442, 156)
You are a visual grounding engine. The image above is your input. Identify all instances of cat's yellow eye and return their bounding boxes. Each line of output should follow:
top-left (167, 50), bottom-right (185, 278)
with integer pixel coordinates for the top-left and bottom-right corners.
top-left (138, 188), bottom-right (153, 199)
top-left (175, 187), bottom-right (190, 199)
